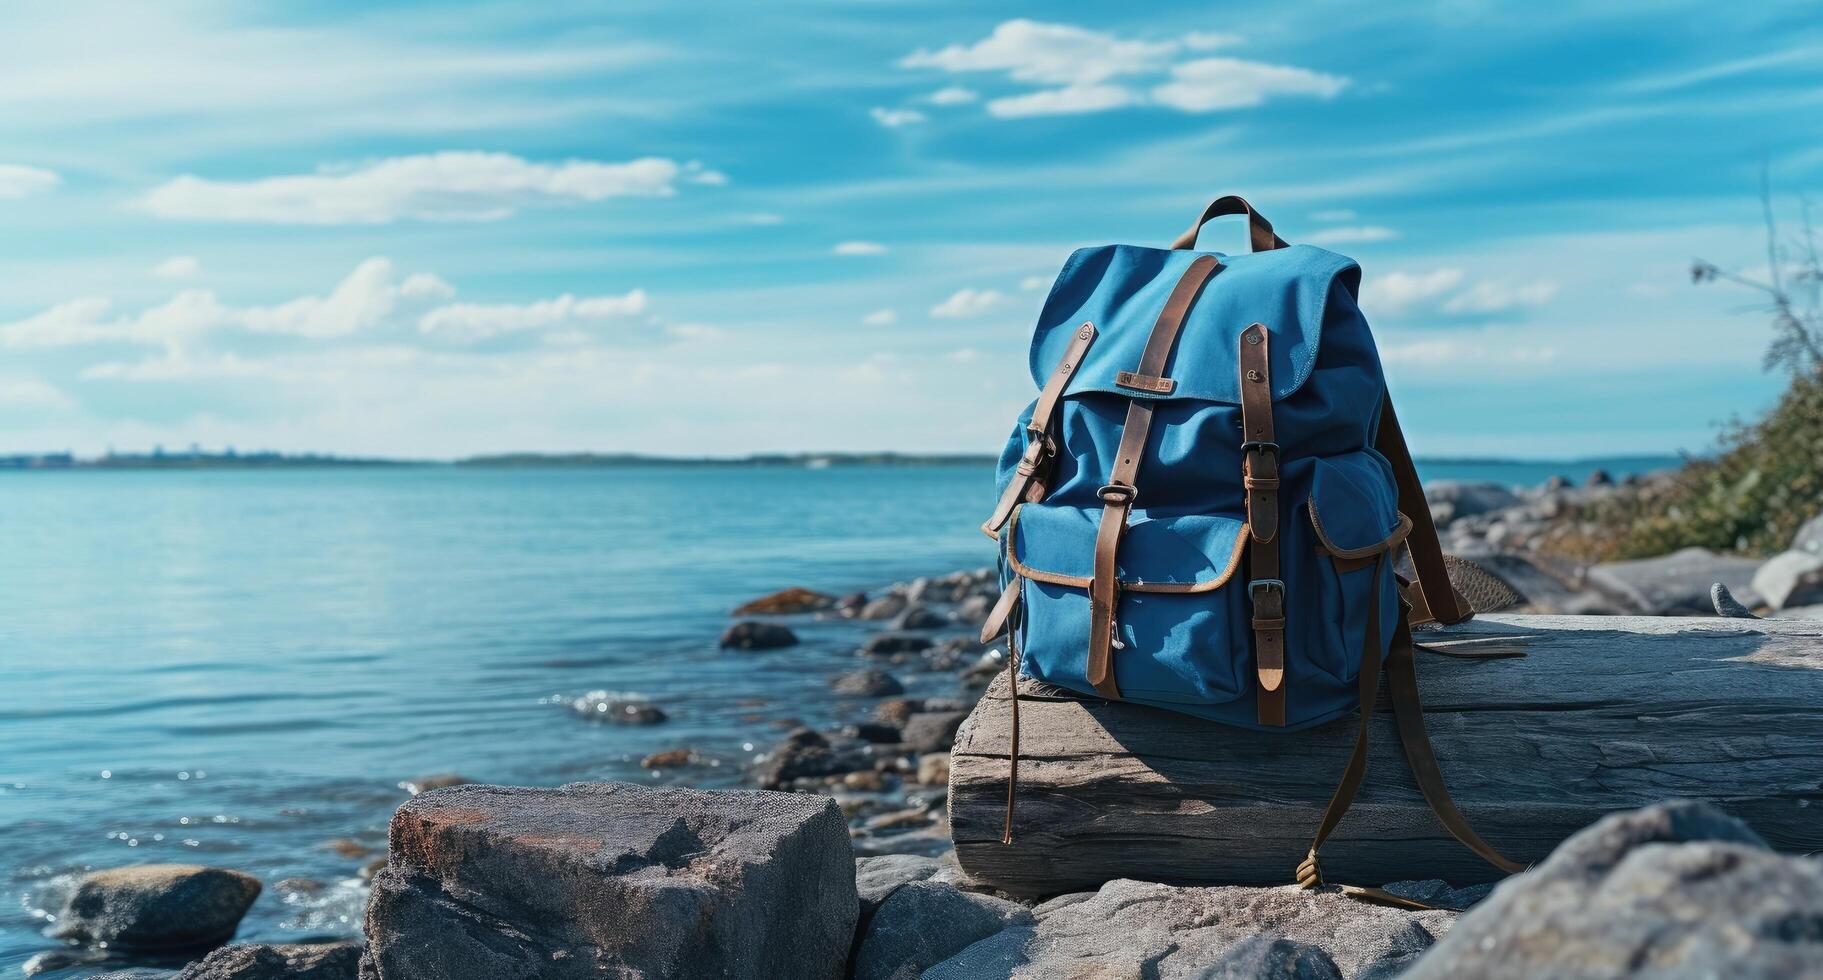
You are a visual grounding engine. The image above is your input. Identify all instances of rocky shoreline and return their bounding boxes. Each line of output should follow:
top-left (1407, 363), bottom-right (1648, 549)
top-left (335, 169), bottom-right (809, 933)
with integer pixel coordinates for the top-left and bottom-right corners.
top-left (26, 476), bottom-right (1823, 978)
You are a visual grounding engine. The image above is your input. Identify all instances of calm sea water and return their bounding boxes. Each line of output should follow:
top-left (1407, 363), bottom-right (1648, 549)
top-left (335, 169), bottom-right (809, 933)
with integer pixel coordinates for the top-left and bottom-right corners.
top-left (0, 458), bottom-right (1672, 972)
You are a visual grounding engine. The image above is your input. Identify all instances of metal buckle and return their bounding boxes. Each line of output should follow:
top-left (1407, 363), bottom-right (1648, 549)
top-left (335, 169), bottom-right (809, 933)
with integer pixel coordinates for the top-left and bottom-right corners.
top-left (1248, 578), bottom-right (1286, 619)
top-left (1097, 483), bottom-right (1136, 505)
top-left (1240, 440), bottom-right (1280, 458)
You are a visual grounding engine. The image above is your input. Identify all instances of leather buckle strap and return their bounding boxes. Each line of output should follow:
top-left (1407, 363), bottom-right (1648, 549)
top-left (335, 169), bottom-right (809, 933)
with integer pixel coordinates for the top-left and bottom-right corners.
top-left (1084, 255), bottom-right (1223, 701)
top-left (982, 322), bottom-right (1098, 538)
top-left (1238, 323), bottom-right (1285, 724)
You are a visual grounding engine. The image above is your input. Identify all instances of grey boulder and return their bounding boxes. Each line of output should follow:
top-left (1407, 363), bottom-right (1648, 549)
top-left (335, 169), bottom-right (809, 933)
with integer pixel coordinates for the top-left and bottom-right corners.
top-left (754, 727), bottom-right (874, 789)
top-left (1751, 550), bottom-right (1823, 611)
top-left (859, 594), bottom-right (909, 621)
top-left (51, 864), bottom-right (262, 952)
top-left (889, 604), bottom-right (950, 631)
top-left (1586, 546), bottom-right (1765, 615)
top-left (359, 781), bottom-right (856, 980)
top-left (898, 710), bottom-right (966, 753)
top-left (853, 880), bottom-right (1030, 980)
top-left (1423, 481), bottom-right (1522, 524)
top-left (180, 941), bottom-right (361, 978)
top-left (831, 668), bottom-right (906, 697)
top-left (1403, 799), bottom-right (1823, 979)
top-left (862, 632), bottom-right (934, 657)
top-left (924, 878), bottom-right (1453, 979)
top-left (1794, 512), bottom-right (1823, 555)
top-left (854, 854), bottom-right (945, 930)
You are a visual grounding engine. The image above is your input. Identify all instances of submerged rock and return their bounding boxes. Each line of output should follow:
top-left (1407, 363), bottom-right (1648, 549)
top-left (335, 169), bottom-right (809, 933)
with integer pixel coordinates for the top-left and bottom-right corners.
top-left (858, 594), bottom-right (909, 621)
top-left (639, 747), bottom-right (701, 769)
top-left (755, 727), bottom-right (874, 789)
top-left (862, 632), bottom-right (933, 657)
top-left (888, 604), bottom-right (949, 631)
top-left (51, 864), bottom-right (262, 952)
top-left (732, 587), bottom-right (836, 615)
top-left (719, 620), bottom-right (800, 650)
top-left (360, 781), bottom-right (856, 980)
top-left (831, 668), bottom-right (906, 697)
top-left (1404, 800), bottom-right (1823, 979)
top-left (924, 878), bottom-right (1451, 979)
top-left (179, 941), bottom-right (360, 979)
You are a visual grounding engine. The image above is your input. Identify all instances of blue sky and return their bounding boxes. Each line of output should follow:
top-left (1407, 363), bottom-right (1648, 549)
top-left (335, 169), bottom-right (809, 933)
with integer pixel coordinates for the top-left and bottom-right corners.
top-left (0, 1), bottom-right (1818, 459)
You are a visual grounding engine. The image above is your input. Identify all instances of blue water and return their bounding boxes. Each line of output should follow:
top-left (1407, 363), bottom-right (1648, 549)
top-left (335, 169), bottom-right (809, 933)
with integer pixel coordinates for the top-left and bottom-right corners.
top-left (0, 458), bottom-right (1673, 972)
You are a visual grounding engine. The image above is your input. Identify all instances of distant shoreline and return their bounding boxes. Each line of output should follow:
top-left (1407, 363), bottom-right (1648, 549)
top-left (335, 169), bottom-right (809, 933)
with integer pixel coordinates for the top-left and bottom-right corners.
top-left (0, 450), bottom-right (1691, 473)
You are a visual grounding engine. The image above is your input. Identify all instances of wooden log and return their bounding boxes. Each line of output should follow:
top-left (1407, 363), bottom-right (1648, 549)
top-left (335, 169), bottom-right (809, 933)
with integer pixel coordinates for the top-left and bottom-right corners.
top-left (949, 614), bottom-right (1823, 897)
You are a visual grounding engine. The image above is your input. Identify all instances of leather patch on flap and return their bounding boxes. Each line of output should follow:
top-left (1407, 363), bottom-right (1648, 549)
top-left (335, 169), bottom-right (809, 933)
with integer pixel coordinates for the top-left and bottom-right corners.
top-left (1115, 371), bottom-right (1175, 395)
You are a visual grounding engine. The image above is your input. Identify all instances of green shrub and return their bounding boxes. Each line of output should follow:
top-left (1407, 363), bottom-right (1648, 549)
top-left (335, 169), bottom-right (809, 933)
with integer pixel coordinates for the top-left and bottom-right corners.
top-left (1545, 370), bottom-right (1823, 560)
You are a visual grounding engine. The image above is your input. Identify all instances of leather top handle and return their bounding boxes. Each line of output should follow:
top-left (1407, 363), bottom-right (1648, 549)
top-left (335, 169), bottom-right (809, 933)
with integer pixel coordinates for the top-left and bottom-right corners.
top-left (1171, 195), bottom-right (1289, 252)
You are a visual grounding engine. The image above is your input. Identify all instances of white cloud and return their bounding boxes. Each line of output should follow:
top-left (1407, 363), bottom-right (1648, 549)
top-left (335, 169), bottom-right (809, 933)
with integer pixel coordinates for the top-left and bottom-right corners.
top-left (1152, 58), bottom-right (1349, 112)
top-left (743, 213), bottom-right (785, 226)
top-left (141, 152), bottom-right (714, 225)
top-left (152, 255), bottom-right (202, 279)
top-left (663, 322), bottom-right (726, 342)
top-left (1306, 225), bottom-right (1398, 245)
top-left (901, 20), bottom-right (1177, 87)
top-left (926, 86), bottom-right (979, 105)
top-left (947, 348), bottom-right (981, 363)
top-left (1020, 275), bottom-right (1050, 291)
top-left (1441, 280), bottom-right (1560, 314)
top-left (1380, 338), bottom-right (1559, 369)
top-left (901, 21), bottom-right (1344, 118)
top-left (0, 163), bottom-right (59, 199)
top-left (930, 288), bottom-right (1004, 318)
top-left (832, 240), bottom-right (889, 256)
top-left (418, 290), bottom-right (649, 341)
top-left (990, 84), bottom-right (1134, 119)
top-left (3, 258), bottom-right (453, 348)
top-left (0, 378), bottom-right (72, 408)
top-left (1361, 269), bottom-right (1560, 317)
top-left (1359, 269), bottom-right (1465, 314)
top-left (870, 107), bottom-right (927, 128)
top-left (862, 309), bottom-right (897, 326)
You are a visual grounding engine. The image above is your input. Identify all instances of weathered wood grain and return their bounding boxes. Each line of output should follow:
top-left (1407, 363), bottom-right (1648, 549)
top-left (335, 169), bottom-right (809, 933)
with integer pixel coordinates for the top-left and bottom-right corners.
top-left (949, 614), bottom-right (1823, 897)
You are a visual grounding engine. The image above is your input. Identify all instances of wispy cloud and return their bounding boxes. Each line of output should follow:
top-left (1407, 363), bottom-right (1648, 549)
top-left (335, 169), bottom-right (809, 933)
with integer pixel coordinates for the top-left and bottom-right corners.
top-left (0, 163), bottom-right (59, 198)
top-left (418, 290), bottom-right (649, 341)
top-left (1306, 225), bottom-right (1398, 245)
top-left (142, 152), bottom-right (721, 225)
top-left (870, 107), bottom-right (926, 128)
top-left (151, 256), bottom-right (202, 279)
top-left (1441, 279), bottom-right (1559, 314)
top-left (1359, 269), bottom-right (1465, 314)
top-left (930, 288), bottom-right (1004, 318)
top-left (1361, 268), bottom-right (1558, 316)
top-left (900, 20), bottom-right (1345, 118)
top-left (862, 309), bottom-right (897, 326)
top-left (832, 241), bottom-right (889, 256)
top-left (926, 86), bottom-right (978, 106)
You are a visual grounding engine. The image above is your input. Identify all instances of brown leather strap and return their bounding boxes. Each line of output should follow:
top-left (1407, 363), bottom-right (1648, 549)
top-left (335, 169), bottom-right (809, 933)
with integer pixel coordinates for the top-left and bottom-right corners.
top-left (1296, 553), bottom-right (1385, 890)
top-left (1374, 395), bottom-right (1471, 625)
top-left (1171, 195), bottom-right (1290, 253)
top-left (1085, 256), bottom-right (1222, 699)
top-left (1298, 580), bottom-right (1525, 891)
top-left (982, 323), bottom-right (1099, 538)
top-left (979, 576), bottom-right (1023, 644)
top-left (1238, 323), bottom-right (1285, 726)
top-left (1385, 614), bottom-right (1527, 874)
top-left (1001, 617), bottom-right (1024, 845)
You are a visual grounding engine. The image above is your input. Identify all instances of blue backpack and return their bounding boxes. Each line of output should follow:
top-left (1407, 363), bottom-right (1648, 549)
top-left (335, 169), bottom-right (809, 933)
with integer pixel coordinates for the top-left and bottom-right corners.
top-left (979, 197), bottom-right (1522, 897)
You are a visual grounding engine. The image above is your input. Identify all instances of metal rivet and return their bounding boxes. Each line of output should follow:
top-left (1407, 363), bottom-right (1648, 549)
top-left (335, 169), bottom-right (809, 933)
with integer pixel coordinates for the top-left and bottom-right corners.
top-left (1246, 332), bottom-right (1262, 345)
top-left (1246, 369), bottom-right (1262, 382)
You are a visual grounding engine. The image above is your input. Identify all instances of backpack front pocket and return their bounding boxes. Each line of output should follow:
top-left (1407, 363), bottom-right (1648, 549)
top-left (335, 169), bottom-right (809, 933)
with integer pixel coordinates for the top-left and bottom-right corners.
top-left (1291, 452), bottom-right (1407, 686)
top-left (1005, 503), bottom-right (1252, 706)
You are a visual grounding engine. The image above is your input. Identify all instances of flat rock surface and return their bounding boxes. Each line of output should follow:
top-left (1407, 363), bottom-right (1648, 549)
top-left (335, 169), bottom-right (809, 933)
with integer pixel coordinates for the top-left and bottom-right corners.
top-left (923, 878), bottom-right (1454, 979)
top-left (359, 781), bottom-right (855, 980)
top-left (51, 864), bottom-right (262, 951)
top-left (1404, 800), bottom-right (1823, 979)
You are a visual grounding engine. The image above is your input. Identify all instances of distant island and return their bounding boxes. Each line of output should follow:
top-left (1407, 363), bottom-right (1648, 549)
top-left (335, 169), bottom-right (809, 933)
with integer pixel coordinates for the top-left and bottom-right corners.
top-left (0, 447), bottom-right (1688, 472)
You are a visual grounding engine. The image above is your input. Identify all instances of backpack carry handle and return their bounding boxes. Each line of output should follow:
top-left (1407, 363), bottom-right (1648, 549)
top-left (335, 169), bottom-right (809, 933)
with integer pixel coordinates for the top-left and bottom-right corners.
top-left (1171, 195), bottom-right (1289, 253)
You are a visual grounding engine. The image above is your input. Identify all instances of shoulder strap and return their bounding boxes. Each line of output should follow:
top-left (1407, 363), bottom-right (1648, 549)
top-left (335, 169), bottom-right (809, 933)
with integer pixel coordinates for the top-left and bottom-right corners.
top-left (1373, 394), bottom-right (1472, 626)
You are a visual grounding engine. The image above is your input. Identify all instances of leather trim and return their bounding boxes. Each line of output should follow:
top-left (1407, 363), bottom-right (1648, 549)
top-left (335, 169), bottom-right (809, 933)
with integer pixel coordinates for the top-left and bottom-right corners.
top-left (1309, 508), bottom-right (1414, 560)
top-left (1114, 371), bottom-right (1175, 394)
top-left (1375, 396), bottom-right (1473, 626)
top-left (1002, 506), bottom-right (1250, 594)
top-left (981, 322), bottom-right (1099, 539)
top-left (1171, 195), bottom-right (1290, 252)
top-left (979, 576), bottom-right (1023, 644)
top-left (1238, 322), bottom-right (1285, 725)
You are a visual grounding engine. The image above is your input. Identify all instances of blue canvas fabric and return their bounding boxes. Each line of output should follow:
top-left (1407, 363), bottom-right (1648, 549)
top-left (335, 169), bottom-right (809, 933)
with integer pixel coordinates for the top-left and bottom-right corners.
top-left (993, 242), bottom-right (1405, 731)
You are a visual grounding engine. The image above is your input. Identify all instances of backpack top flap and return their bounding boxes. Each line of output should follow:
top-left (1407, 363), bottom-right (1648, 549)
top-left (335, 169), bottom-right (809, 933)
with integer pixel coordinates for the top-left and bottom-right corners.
top-left (1027, 242), bottom-right (1362, 404)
